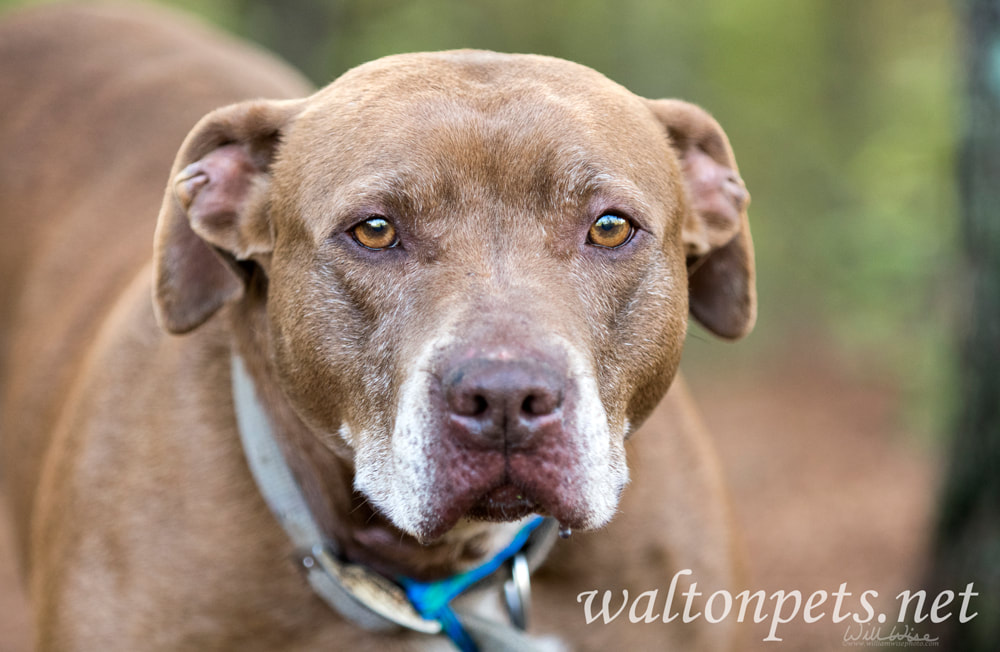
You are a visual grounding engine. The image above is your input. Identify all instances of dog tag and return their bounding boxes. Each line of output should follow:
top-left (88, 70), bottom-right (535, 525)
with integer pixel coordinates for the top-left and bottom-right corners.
top-left (309, 544), bottom-right (443, 634)
top-left (503, 552), bottom-right (531, 630)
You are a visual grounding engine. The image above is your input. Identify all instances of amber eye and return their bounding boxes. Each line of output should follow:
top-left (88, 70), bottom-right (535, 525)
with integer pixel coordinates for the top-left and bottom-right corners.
top-left (587, 214), bottom-right (634, 248)
top-left (351, 216), bottom-right (398, 250)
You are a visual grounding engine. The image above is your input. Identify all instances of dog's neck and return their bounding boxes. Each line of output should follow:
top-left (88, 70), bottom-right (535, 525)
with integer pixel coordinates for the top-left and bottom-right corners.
top-left (227, 301), bottom-right (507, 582)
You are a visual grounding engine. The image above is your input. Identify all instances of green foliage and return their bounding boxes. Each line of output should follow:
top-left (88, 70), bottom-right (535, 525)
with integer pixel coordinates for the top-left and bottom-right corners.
top-left (0, 0), bottom-right (959, 436)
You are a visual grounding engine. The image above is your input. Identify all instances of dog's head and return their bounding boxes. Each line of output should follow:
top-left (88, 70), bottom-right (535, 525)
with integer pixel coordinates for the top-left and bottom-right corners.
top-left (153, 51), bottom-right (754, 542)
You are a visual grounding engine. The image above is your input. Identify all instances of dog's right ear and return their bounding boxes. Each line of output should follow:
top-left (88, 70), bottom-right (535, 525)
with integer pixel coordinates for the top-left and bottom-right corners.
top-left (153, 99), bottom-right (304, 334)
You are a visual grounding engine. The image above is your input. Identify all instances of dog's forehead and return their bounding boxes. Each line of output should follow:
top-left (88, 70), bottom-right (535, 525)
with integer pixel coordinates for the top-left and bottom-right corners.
top-left (296, 51), bottom-right (662, 153)
top-left (276, 51), bottom-right (678, 239)
top-left (322, 49), bottom-right (639, 110)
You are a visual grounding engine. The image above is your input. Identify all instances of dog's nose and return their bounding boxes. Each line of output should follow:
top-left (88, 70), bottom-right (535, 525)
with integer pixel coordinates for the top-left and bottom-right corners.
top-left (443, 358), bottom-right (564, 449)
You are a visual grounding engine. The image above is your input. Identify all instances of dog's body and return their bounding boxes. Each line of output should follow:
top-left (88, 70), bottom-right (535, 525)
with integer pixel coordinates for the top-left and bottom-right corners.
top-left (0, 5), bottom-right (752, 650)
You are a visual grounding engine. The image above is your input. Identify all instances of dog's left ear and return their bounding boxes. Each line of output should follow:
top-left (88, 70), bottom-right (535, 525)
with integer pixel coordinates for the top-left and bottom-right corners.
top-left (647, 99), bottom-right (756, 340)
top-left (153, 99), bottom-right (304, 335)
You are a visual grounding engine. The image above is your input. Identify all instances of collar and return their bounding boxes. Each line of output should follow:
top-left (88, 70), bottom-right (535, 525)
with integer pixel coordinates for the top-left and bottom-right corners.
top-left (230, 354), bottom-right (557, 650)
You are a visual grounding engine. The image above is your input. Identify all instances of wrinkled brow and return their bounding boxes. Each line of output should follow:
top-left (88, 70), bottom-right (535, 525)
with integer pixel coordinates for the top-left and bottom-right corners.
top-left (349, 168), bottom-right (460, 218)
top-left (314, 150), bottom-right (653, 241)
top-left (357, 156), bottom-right (648, 210)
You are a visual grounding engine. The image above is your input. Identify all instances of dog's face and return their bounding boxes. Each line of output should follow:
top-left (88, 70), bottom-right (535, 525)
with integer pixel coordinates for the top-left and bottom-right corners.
top-left (153, 51), bottom-right (755, 542)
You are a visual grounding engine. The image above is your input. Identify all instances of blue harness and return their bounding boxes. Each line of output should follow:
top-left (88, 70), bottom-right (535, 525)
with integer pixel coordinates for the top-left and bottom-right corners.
top-left (399, 516), bottom-right (545, 652)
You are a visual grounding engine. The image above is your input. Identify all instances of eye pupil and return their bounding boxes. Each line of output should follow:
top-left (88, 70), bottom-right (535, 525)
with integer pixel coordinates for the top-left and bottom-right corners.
top-left (352, 216), bottom-right (398, 250)
top-left (588, 214), bottom-right (633, 248)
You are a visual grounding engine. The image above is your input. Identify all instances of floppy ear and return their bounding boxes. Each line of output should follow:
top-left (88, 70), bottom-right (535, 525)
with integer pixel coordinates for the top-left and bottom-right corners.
top-left (646, 99), bottom-right (756, 340)
top-left (153, 99), bottom-right (304, 334)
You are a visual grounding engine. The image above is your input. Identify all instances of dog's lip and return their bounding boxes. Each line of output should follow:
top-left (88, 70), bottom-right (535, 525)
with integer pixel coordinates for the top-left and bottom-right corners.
top-left (465, 482), bottom-right (543, 523)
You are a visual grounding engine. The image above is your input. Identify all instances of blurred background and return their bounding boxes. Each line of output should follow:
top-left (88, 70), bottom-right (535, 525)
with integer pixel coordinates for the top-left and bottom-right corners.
top-left (2, 1), bottom-right (994, 650)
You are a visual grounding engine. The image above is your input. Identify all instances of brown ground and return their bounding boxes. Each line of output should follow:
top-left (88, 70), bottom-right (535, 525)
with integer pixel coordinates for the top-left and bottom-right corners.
top-left (689, 353), bottom-right (938, 650)
top-left (0, 352), bottom-right (937, 651)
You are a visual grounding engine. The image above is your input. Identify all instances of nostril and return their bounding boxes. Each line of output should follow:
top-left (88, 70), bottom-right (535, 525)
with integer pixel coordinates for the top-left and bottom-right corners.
top-left (521, 390), bottom-right (561, 417)
top-left (471, 394), bottom-right (488, 416)
top-left (449, 391), bottom-right (490, 417)
top-left (521, 396), bottom-right (535, 415)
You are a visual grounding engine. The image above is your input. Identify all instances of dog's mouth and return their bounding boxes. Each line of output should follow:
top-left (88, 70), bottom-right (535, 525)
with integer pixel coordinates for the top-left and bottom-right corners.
top-left (466, 482), bottom-right (543, 522)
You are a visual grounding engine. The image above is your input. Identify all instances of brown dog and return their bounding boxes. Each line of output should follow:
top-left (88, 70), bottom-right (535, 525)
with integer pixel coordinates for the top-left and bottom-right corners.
top-left (0, 4), bottom-right (754, 651)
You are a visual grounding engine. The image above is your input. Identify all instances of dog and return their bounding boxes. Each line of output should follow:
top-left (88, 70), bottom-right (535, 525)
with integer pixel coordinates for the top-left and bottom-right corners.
top-left (0, 4), bottom-right (755, 650)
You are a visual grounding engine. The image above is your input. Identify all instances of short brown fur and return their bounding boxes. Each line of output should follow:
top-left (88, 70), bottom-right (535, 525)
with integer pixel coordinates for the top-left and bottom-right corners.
top-left (0, 4), bottom-right (754, 650)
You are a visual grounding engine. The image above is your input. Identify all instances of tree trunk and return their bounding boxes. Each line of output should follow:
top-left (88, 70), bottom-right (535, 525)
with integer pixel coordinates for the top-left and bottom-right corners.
top-left (930, 1), bottom-right (1000, 649)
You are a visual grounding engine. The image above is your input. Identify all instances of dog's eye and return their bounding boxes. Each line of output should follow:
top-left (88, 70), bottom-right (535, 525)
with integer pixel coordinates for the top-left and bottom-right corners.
top-left (351, 216), bottom-right (399, 250)
top-left (587, 214), bottom-right (634, 249)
